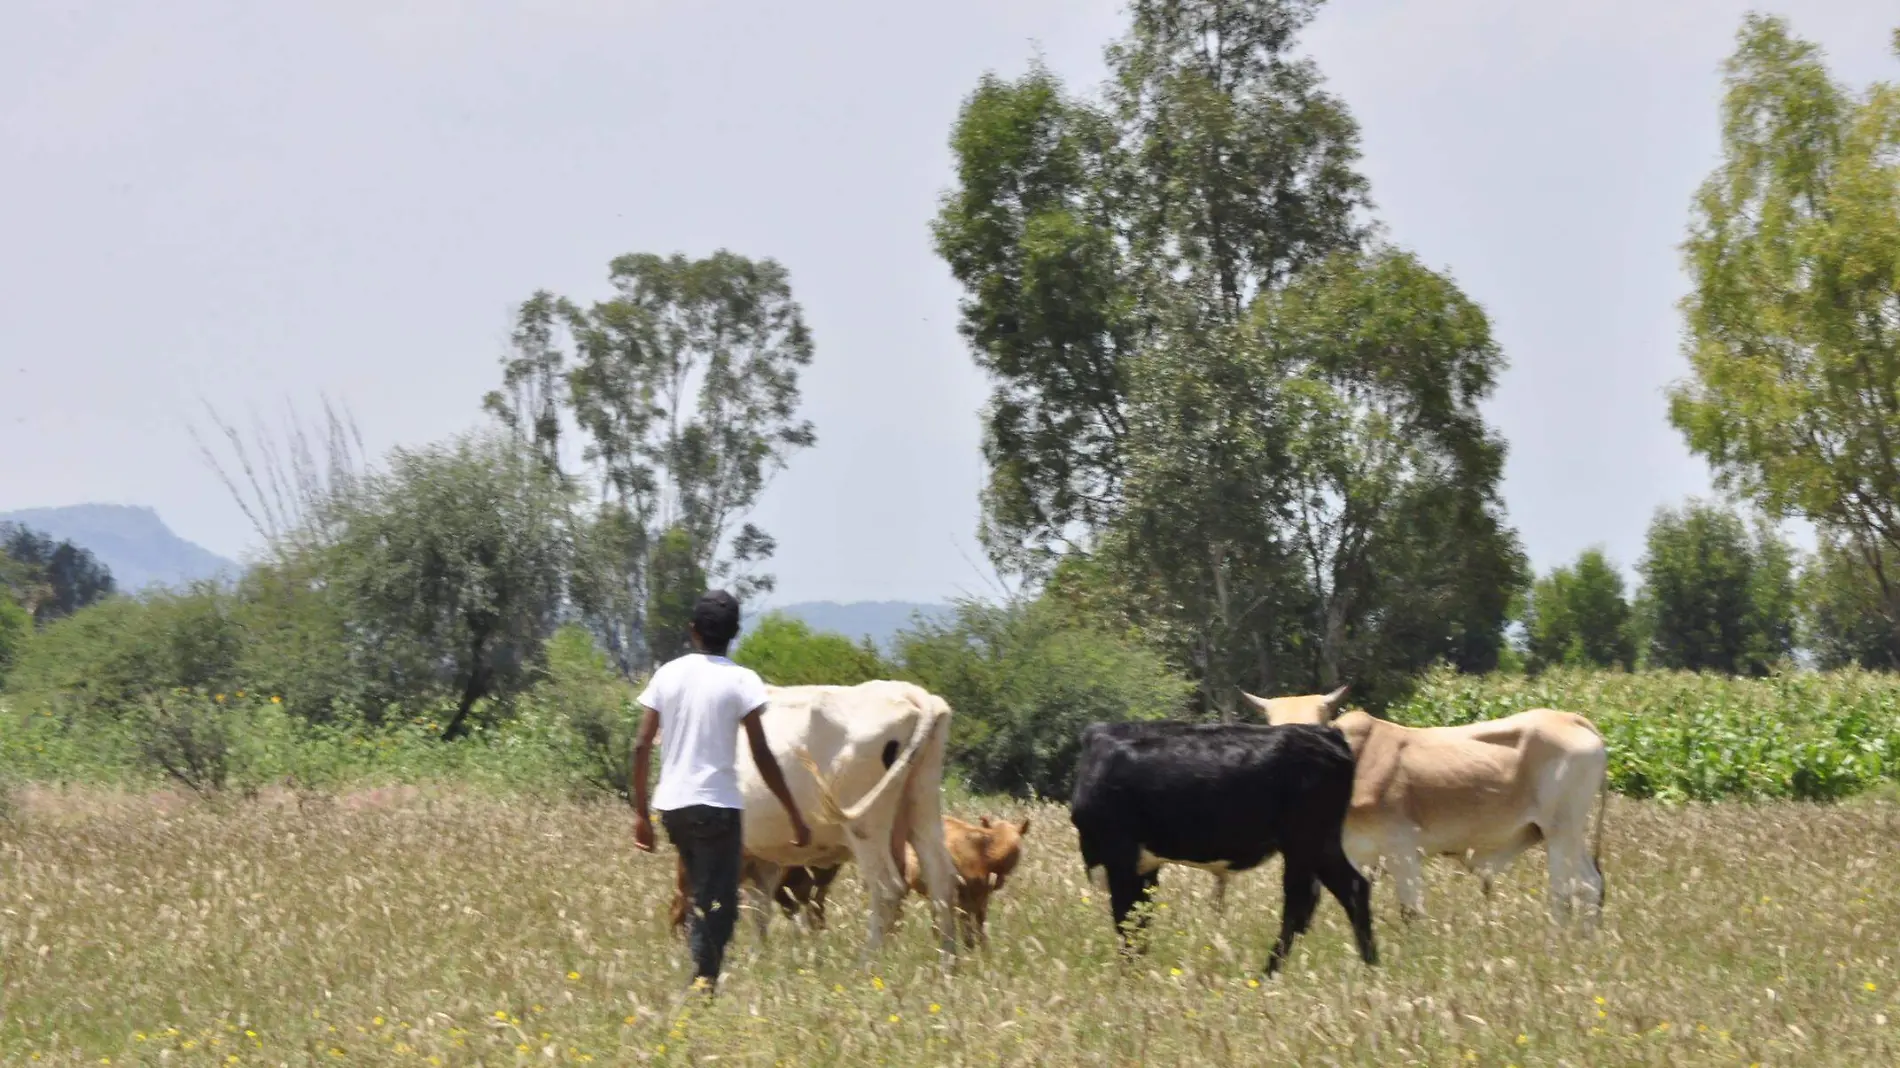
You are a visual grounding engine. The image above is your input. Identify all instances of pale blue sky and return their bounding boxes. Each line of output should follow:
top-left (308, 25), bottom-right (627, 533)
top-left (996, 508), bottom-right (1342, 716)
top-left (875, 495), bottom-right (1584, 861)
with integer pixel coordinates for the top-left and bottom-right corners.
top-left (3, 1), bottom-right (1894, 606)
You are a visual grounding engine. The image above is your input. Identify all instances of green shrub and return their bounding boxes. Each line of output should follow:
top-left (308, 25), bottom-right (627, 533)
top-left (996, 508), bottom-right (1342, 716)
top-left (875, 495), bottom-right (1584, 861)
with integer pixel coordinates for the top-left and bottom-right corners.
top-left (3, 585), bottom-right (245, 718)
top-left (896, 597), bottom-right (1191, 799)
top-left (0, 590), bottom-right (28, 689)
top-left (732, 613), bottom-right (890, 686)
top-left (533, 624), bottom-right (641, 800)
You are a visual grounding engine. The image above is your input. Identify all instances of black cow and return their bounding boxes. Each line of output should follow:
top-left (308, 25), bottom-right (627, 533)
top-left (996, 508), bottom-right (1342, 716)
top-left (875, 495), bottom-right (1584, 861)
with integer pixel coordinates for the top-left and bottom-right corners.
top-left (1069, 720), bottom-right (1377, 976)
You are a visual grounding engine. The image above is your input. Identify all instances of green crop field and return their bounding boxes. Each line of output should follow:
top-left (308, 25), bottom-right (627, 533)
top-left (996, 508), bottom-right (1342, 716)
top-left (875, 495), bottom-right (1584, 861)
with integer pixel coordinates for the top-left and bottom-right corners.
top-left (1396, 668), bottom-right (1900, 802)
top-left (3, 786), bottom-right (1896, 1066)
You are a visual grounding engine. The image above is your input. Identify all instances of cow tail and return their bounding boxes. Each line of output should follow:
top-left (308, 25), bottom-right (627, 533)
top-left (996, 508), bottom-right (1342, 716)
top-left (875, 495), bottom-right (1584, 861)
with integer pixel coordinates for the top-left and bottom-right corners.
top-left (795, 697), bottom-right (943, 827)
top-left (1590, 770), bottom-right (1610, 907)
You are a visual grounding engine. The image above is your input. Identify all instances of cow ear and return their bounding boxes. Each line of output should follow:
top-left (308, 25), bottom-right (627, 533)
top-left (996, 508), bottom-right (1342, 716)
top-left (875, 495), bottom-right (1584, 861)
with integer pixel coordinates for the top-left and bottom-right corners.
top-left (1239, 691), bottom-right (1273, 718)
top-left (1322, 685), bottom-right (1350, 721)
top-left (1017, 816), bottom-right (1031, 836)
top-left (978, 815), bottom-right (992, 828)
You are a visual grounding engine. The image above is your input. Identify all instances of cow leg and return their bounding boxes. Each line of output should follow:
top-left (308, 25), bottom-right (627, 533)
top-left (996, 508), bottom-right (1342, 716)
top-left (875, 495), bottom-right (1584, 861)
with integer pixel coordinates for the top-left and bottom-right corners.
top-left (742, 861), bottom-right (784, 944)
top-left (1390, 847), bottom-right (1427, 922)
top-left (807, 865), bottom-right (840, 931)
top-left (850, 812), bottom-right (909, 960)
top-left (669, 853), bottom-right (690, 938)
top-left (1544, 833), bottom-right (1601, 925)
top-left (1264, 860), bottom-right (1321, 977)
top-left (1316, 848), bottom-right (1378, 967)
top-left (904, 792), bottom-right (959, 959)
top-left (774, 867), bottom-right (809, 924)
top-left (1104, 861), bottom-right (1158, 954)
top-left (1211, 871), bottom-right (1228, 913)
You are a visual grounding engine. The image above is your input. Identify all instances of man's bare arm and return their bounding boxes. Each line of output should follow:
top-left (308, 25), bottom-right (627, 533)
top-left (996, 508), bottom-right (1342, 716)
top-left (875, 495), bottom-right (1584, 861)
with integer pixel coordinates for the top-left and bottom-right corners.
top-left (743, 708), bottom-right (810, 847)
top-left (629, 704), bottom-right (660, 852)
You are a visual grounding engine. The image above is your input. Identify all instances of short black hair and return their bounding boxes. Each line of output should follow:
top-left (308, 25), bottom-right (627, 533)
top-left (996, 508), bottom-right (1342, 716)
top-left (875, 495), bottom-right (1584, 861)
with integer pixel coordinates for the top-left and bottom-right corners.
top-left (690, 589), bottom-right (742, 654)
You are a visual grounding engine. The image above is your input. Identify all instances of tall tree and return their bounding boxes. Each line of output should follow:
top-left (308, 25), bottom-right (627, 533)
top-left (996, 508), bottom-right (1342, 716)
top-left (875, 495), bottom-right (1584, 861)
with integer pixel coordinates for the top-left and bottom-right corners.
top-left (484, 250), bottom-right (816, 674)
top-left (1635, 500), bottom-right (1798, 675)
top-left (1669, 16), bottom-right (1900, 654)
top-left (1803, 533), bottom-right (1900, 669)
top-left (0, 523), bottom-right (116, 624)
top-left (932, 0), bottom-right (1368, 573)
top-left (0, 585), bottom-right (27, 687)
top-left (482, 291), bottom-right (575, 478)
top-left (933, 0), bottom-right (1521, 710)
top-left (1524, 548), bottom-right (1636, 671)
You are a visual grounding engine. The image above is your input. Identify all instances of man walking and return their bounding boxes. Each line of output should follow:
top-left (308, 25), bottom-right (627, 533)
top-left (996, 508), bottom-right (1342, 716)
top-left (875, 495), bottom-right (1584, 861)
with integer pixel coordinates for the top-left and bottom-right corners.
top-left (630, 589), bottom-right (810, 994)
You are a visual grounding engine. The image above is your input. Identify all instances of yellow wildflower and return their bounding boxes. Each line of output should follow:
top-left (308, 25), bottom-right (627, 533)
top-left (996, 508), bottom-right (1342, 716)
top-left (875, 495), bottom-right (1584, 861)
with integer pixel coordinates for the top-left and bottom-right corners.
top-left (624, 1015), bottom-right (637, 1025)
top-left (567, 970), bottom-right (581, 981)
top-left (1169, 967), bottom-right (1183, 977)
top-left (494, 1010), bottom-right (508, 1020)
top-left (1868, 982), bottom-right (1879, 992)
top-left (872, 976), bottom-right (885, 991)
top-left (888, 1014), bottom-right (900, 1023)
top-left (1247, 978), bottom-right (1260, 989)
top-left (929, 1004), bottom-right (941, 1014)
top-left (372, 1016), bottom-right (384, 1027)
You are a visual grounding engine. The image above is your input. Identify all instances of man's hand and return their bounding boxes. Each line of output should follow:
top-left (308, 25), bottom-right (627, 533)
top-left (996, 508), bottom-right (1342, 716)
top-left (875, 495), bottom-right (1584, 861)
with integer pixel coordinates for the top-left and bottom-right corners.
top-left (632, 812), bottom-right (656, 853)
top-left (789, 812), bottom-right (812, 849)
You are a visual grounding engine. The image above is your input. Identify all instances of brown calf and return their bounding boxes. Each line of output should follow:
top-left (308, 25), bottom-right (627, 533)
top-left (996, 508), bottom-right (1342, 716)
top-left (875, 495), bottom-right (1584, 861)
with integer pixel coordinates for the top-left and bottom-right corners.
top-left (668, 815), bottom-right (1030, 946)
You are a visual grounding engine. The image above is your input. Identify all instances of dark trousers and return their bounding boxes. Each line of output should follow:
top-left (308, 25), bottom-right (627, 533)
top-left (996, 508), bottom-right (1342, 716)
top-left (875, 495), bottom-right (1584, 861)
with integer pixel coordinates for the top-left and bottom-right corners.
top-left (661, 805), bottom-right (743, 982)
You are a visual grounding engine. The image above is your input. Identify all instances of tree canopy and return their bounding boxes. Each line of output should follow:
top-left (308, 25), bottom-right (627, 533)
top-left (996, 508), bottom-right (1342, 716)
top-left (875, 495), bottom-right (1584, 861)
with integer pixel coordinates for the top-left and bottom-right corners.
top-left (1670, 15), bottom-right (1900, 662)
top-left (1635, 501), bottom-right (1798, 675)
top-left (933, 0), bottom-right (1523, 710)
top-left (1525, 549), bottom-right (1635, 672)
top-left (484, 250), bottom-right (816, 675)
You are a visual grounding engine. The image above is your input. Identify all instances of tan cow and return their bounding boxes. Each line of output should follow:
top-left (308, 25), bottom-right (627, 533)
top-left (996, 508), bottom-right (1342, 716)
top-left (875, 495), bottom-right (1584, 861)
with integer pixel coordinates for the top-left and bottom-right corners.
top-left (1243, 686), bottom-right (1609, 923)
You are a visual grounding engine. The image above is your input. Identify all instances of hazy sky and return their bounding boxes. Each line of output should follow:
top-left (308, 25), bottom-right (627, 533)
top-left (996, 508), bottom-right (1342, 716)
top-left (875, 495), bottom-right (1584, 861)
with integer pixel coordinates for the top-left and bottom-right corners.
top-left (4, 1), bottom-right (1896, 608)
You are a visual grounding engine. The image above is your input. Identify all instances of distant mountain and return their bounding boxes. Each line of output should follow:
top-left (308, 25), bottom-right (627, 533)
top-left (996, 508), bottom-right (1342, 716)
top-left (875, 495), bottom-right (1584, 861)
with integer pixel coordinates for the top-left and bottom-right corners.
top-left (755, 600), bottom-right (956, 652)
top-left (0, 504), bottom-right (237, 592)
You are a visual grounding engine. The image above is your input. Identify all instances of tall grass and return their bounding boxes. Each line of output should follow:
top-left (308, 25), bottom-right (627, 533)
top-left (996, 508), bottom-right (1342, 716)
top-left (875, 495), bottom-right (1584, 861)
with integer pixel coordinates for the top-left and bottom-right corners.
top-left (1, 790), bottom-right (1894, 1065)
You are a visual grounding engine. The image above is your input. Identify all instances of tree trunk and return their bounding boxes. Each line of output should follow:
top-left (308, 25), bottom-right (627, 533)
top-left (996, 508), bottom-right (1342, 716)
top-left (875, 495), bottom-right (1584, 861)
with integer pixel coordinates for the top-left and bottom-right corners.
top-left (440, 633), bottom-right (491, 741)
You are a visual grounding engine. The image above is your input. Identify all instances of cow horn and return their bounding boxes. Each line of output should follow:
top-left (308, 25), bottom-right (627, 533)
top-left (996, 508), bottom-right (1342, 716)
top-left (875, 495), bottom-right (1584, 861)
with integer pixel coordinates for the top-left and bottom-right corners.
top-left (1239, 691), bottom-right (1273, 716)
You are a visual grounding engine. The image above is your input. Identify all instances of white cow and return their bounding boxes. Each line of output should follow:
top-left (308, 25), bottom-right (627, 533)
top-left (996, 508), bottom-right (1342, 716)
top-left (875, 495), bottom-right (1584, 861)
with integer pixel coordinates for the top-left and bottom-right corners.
top-left (1245, 687), bottom-right (1609, 924)
top-left (733, 680), bottom-right (961, 960)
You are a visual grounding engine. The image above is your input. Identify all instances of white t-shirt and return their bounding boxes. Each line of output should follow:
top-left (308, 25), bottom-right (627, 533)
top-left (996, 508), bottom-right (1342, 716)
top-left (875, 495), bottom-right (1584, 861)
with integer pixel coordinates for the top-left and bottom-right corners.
top-left (639, 652), bottom-right (769, 812)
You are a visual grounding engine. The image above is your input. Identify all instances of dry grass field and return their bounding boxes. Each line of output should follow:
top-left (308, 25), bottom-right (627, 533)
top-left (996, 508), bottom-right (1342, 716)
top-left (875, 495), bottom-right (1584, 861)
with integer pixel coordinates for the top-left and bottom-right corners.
top-left (2, 788), bottom-right (1896, 1066)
